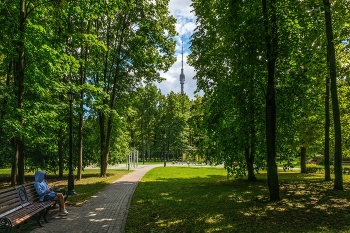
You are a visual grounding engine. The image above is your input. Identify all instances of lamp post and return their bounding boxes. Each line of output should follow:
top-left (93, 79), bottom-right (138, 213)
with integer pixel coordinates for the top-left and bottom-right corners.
top-left (68, 90), bottom-right (76, 195)
top-left (163, 133), bottom-right (167, 167)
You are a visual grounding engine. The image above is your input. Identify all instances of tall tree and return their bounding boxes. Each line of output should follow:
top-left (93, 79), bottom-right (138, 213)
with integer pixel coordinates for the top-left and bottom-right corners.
top-left (261, 0), bottom-right (280, 201)
top-left (94, 0), bottom-right (176, 176)
top-left (12, 0), bottom-right (26, 185)
top-left (322, 0), bottom-right (343, 190)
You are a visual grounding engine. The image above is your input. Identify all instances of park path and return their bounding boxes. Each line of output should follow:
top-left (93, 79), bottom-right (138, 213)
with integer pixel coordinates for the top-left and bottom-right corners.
top-left (16, 164), bottom-right (161, 233)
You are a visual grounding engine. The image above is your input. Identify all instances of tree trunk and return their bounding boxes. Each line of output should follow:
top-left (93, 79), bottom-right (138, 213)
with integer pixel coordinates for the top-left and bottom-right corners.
top-left (99, 111), bottom-right (106, 177)
top-left (57, 23), bottom-right (64, 178)
top-left (14, 0), bottom-right (26, 185)
top-left (148, 134), bottom-right (151, 161)
top-left (323, 0), bottom-right (342, 190)
top-left (245, 148), bottom-right (257, 181)
top-left (58, 126), bottom-right (64, 178)
top-left (58, 92), bottom-right (64, 178)
top-left (300, 146), bottom-right (307, 173)
top-left (3, 61), bottom-right (12, 184)
top-left (99, 17), bottom-right (110, 177)
top-left (324, 75), bottom-right (331, 181)
top-left (247, 82), bottom-right (257, 181)
top-left (11, 138), bottom-right (18, 186)
top-left (100, 13), bottom-right (128, 176)
top-left (262, 0), bottom-right (280, 201)
top-left (77, 20), bottom-right (88, 180)
top-left (11, 62), bottom-right (17, 186)
top-left (77, 88), bottom-right (84, 180)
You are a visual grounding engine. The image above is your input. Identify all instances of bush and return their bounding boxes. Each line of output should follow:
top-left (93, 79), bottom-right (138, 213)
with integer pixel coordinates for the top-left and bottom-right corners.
top-left (306, 164), bottom-right (324, 173)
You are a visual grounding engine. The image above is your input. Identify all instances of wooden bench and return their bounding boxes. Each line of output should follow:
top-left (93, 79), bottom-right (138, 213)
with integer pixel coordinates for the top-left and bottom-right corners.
top-left (0, 182), bottom-right (67, 232)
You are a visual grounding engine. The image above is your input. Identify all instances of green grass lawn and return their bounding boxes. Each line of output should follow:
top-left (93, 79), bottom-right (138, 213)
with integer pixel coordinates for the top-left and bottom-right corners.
top-left (2, 165), bottom-right (350, 232)
top-left (126, 167), bottom-right (350, 233)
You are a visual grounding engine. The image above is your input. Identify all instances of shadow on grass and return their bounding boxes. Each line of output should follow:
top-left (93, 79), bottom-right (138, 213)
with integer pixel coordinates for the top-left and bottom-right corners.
top-left (0, 169), bottom-right (130, 208)
top-left (0, 170), bottom-right (129, 189)
top-left (126, 167), bottom-right (350, 233)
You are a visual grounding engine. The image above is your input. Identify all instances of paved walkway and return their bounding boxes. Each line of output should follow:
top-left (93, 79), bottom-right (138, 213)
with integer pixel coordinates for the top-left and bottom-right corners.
top-left (17, 165), bottom-right (161, 233)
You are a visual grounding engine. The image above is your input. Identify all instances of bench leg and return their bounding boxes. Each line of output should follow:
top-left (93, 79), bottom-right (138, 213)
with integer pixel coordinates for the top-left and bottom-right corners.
top-left (42, 206), bottom-right (52, 223)
top-left (36, 210), bottom-right (45, 227)
top-left (36, 218), bottom-right (44, 227)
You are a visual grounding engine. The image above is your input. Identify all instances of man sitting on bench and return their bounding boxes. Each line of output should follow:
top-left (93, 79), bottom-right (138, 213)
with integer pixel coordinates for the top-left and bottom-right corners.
top-left (34, 171), bottom-right (69, 216)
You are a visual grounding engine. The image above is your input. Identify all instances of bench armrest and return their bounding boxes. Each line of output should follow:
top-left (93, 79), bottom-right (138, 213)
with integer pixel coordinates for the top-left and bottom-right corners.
top-left (0, 217), bottom-right (13, 231)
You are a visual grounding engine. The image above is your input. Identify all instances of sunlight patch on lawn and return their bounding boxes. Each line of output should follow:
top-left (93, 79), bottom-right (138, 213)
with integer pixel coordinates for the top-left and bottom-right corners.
top-left (155, 219), bottom-right (166, 227)
top-left (294, 190), bottom-right (311, 195)
top-left (314, 204), bottom-right (328, 210)
top-left (243, 211), bottom-right (254, 217)
top-left (205, 225), bottom-right (234, 233)
top-left (329, 198), bottom-right (350, 206)
top-left (294, 203), bottom-right (306, 208)
top-left (155, 219), bottom-right (183, 227)
top-left (168, 219), bottom-right (183, 226)
top-left (204, 214), bottom-right (224, 224)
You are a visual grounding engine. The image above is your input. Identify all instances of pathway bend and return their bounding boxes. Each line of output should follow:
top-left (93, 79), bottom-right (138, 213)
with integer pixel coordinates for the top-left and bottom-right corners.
top-left (18, 164), bottom-right (161, 233)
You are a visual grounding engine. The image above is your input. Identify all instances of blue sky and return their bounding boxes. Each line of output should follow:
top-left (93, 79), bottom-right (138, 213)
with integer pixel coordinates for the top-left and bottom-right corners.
top-left (156, 0), bottom-right (198, 99)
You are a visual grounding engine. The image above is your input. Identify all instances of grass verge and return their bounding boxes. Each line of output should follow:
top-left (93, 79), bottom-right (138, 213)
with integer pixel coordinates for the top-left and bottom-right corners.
top-left (126, 167), bottom-right (350, 233)
top-left (0, 168), bottom-right (130, 206)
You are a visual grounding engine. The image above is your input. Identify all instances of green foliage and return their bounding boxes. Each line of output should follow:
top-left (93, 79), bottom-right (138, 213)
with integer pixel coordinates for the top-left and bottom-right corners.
top-left (0, 0), bottom-right (177, 176)
top-left (189, 0), bottom-right (350, 184)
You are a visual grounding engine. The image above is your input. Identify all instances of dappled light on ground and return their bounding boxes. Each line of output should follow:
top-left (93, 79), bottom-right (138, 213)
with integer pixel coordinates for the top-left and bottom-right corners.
top-left (126, 167), bottom-right (350, 233)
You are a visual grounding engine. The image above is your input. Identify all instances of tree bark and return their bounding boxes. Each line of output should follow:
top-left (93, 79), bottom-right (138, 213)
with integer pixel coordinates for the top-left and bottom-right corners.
top-left (324, 75), bottom-right (331, 181)
top-left (77, 73), bottom-right (84, 180)
top-left (148, 134), bottom-right (151, 161)
top-left (57, 22), bottom-right (64, 178)
top-left (14, 0), bottom-right (26, 185)
top-left (262, 0), bottom-right (280, 201)
top-left (58, 125), bottom-right (64, 178)
top-left (245, 148), bottom-right (257, 181)
top-left (323, 0), bottom-right (343, 190)
top-left (99, 17), bottom-right (109, 177)
top-left (99, 109), bottom-right (106, 177)
top-left (3, 61), bottom-right (12, 184)
top-left (77, 20), bottom-right (89, 180)
top-left (300, 146), bottom-right (307, 173)
top-left (11, 138), bottom-right (18, 186)
top-left (248, 81), bottom-right (257, 181)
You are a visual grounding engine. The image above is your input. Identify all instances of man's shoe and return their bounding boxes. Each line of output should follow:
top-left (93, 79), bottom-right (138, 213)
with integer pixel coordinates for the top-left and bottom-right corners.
top-left (59, 209), bottom-right (69, 216)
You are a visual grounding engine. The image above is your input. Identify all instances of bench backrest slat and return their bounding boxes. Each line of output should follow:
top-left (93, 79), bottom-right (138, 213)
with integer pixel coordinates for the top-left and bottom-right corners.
top-left (0, 188), bottom-right (23, 219)
top-left (23, 182), bottom-right (41, 203)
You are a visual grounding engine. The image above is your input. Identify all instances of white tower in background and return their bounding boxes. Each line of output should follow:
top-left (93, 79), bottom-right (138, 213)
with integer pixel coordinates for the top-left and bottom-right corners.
top-left (179, 41), bottom-right (185, 94)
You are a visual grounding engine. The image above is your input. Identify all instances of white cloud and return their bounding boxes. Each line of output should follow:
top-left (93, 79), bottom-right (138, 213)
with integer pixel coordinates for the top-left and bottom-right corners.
top-left (176, 21), bottom-right (196, 38)
top-left (156, 0), bottom-right (200, 99)
top-left (169, 0), bottom-right (195, 19)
